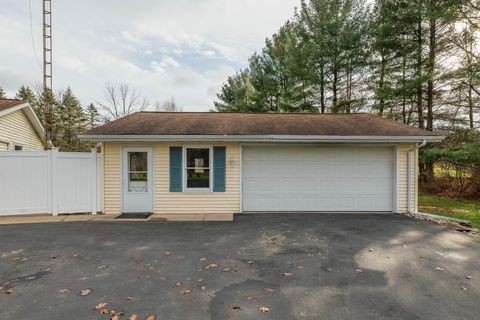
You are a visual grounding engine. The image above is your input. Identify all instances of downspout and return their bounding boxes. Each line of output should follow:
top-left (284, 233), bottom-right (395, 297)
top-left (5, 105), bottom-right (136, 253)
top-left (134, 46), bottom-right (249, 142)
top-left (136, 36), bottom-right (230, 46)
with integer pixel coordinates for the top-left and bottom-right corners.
top-left (407, 139), bottom-right (427, 213)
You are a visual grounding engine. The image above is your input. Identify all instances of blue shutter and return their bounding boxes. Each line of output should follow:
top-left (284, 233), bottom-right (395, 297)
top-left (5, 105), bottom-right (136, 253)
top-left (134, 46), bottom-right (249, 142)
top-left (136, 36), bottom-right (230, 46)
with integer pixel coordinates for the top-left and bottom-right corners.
top-left (170, 147), bottom-right (183, 192)
top-left (213, 147), bottom-right (226, 192)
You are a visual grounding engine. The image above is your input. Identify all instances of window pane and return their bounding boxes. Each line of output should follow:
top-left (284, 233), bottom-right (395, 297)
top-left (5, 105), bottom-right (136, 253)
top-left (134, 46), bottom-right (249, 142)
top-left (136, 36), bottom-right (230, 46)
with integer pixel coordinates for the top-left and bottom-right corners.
top-left (187, 169), bottom-right (210, 189)
top-left (128, 173), bottom-right (147, 192)
top-left (187, 148), bottom-right (210, 168)
top-left (129, 152), bottom-right (147, 171)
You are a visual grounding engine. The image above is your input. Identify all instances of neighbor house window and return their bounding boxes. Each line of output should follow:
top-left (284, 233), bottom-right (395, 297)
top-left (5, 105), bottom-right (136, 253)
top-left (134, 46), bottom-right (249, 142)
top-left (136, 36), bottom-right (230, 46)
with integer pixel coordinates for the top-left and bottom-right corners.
top-left (14, 145), bottom-right (23, 151)
top-left (185, 147), bottom-right (211, 191)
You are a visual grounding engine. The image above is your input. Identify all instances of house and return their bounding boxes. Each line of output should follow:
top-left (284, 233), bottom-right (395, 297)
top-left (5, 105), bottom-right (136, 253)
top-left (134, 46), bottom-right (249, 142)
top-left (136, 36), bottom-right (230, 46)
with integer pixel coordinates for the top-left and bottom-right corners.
top-left (80, 112), bottom-right (444, 221)
top-left (0, 99), bottom-right (46, 151)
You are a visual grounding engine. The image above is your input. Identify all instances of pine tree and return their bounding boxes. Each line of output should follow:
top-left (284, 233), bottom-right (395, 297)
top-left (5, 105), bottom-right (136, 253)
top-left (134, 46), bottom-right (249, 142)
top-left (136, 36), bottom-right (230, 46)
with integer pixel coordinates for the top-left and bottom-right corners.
top-left (57, 88), bottom-right (89, 152)
top-left (85, 103), bottom-right (100, 130)
top-left (0, 87), bottom-right (6, 99)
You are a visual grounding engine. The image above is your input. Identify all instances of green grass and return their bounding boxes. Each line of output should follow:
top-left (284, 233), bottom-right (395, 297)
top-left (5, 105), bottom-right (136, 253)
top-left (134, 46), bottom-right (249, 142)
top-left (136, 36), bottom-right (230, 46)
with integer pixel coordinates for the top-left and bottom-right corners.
top-left (419, 192), bottom-right (480, 229)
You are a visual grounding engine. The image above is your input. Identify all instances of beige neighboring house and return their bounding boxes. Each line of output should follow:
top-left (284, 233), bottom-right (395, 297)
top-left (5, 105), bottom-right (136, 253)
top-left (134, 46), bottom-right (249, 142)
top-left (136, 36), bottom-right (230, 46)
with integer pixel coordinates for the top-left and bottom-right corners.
top-left (80, 112), bottom-right (445, 221)
top-left (0, 99), bottom-right (46, 151)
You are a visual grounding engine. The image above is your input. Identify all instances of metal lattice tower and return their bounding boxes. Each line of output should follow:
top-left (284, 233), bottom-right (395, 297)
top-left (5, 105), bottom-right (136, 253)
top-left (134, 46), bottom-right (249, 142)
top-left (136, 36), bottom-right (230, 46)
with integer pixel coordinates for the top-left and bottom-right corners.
top-left (43, 0), bottom-right (52, 92)
top-left (42, 0), bottom-right (52, 146)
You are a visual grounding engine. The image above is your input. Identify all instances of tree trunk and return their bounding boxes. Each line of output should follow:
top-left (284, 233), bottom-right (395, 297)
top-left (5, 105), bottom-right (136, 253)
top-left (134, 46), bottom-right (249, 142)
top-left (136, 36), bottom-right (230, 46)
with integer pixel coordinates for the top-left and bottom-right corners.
top-left (426, 17), bottom-right (436, 132)
top-left (402, 54), bottom-right (407, 123)
top-left (320, 63), bottom-right (326, 113)
top-left (416, 2), bottom-right (424, 129)
top-left (378, 50), bottom-right (386, 116)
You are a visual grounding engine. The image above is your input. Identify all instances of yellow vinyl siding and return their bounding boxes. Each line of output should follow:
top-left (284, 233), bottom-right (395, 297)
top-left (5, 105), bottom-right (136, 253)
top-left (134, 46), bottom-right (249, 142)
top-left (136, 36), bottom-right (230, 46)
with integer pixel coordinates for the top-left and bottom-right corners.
top-left (154, 142), bottom-right (240, 215)
top-left (102, 141), bottom-right (241, 216)
top-left (0, 109), bottom-right (44, 150)
top-left (0, 142), bottom-right (7, 150)
top-left (103, 142), bottom-right (122, 214)
top-left (397, 143), bottom-right (418, 213)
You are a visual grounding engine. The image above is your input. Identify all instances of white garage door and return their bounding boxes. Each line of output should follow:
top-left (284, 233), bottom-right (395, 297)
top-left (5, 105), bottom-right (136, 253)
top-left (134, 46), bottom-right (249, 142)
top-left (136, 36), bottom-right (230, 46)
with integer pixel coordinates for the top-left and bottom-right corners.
top-left (242, 146), bottom-right (394, 212)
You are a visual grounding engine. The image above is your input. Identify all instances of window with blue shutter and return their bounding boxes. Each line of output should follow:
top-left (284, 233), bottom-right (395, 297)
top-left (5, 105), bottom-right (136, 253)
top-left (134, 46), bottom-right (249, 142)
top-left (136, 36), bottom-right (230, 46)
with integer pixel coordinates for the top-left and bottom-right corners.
top-left (169, 147), bottom-right (183, 192)
top-left (213, 147), bottom-right (226, 192)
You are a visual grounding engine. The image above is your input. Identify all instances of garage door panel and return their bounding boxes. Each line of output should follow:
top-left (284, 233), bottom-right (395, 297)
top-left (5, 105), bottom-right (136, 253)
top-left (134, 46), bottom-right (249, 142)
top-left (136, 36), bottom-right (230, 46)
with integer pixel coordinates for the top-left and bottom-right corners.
top-left (243, 146), bottom-right (394, 212)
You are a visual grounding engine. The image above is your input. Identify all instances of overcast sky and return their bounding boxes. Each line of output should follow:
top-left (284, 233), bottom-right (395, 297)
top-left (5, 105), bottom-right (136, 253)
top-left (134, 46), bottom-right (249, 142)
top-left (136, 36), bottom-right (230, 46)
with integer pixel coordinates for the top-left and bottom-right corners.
top-left (0, 0), bottom-right (300, 111)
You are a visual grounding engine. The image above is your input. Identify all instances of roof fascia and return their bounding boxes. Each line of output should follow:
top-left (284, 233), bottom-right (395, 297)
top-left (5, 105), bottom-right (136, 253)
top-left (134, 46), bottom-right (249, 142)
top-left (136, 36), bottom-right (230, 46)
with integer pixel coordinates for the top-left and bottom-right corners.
top-left (79, 134), bottom-right (446, 143)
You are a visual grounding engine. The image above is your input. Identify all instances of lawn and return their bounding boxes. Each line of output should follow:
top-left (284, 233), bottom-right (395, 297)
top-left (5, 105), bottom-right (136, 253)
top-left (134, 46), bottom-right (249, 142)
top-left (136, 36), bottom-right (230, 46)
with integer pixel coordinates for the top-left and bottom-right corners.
top-left (419, 192), bottom-right (480, 229)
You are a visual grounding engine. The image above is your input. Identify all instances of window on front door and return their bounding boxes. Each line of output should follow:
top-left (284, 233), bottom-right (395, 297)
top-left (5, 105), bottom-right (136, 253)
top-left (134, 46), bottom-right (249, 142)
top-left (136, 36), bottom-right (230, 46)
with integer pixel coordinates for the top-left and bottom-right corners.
top-left (128, 152), bottom-right (148, 192)
top-left (185, 147), bottom-right (211, 190)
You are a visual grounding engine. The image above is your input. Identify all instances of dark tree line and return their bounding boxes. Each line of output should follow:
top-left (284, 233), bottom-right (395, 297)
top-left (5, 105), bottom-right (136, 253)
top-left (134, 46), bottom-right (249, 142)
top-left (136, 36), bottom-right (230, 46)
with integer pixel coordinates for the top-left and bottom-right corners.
top-left (215, 0), bottom-right (480, 132)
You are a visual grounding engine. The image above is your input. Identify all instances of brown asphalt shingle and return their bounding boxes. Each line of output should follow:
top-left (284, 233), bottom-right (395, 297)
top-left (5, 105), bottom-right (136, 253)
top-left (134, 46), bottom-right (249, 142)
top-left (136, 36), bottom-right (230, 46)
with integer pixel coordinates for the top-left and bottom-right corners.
top-left (83, 112), bottom-right (440, 137)
top-left (0, 99), bottom-right (25, 112)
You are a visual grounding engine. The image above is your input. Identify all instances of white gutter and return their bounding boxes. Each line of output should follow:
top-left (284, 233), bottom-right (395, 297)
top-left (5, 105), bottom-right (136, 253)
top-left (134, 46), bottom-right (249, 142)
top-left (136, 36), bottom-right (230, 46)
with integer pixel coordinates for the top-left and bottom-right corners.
top-left (407, 139), bottom-right (428, 213)
top-left (79, 134), bottom-right (446, 143)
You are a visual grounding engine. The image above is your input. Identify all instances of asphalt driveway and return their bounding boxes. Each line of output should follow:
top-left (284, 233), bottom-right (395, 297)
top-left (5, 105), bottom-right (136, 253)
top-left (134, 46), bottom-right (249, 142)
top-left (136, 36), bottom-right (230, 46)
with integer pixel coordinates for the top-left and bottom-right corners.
top-left (0, 213), bottom-right (479, 320)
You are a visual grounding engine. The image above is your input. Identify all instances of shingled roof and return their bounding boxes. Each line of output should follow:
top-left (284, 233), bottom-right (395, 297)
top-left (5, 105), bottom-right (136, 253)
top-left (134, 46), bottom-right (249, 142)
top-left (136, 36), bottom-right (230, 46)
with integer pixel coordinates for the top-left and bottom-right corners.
top-left (83, 112), bottom-right (441, 139)
top-left (0, 99), bottom-right (26, 112)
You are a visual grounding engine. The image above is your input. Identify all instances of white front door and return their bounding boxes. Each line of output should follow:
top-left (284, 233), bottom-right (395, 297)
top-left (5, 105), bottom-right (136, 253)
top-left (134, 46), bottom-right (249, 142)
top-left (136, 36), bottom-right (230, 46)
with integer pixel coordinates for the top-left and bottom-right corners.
top-left (242, 145), bottom-right (394, 212)
top-left (122, 147), bottom-right (153, 213)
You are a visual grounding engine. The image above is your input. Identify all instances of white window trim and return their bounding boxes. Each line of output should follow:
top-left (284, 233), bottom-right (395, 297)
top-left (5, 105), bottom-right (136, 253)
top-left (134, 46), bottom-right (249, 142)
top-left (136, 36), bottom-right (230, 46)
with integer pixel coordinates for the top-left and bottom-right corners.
top-left (183, 146), bottom-right (213, 192)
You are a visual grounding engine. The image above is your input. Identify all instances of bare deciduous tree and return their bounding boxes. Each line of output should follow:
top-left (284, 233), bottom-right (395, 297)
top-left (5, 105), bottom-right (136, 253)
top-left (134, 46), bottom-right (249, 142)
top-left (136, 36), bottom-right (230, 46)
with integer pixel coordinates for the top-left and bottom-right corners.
top-left (97, 83), bottom-right (149, 122)
top-left (154, 98), bottom-right (183, 112)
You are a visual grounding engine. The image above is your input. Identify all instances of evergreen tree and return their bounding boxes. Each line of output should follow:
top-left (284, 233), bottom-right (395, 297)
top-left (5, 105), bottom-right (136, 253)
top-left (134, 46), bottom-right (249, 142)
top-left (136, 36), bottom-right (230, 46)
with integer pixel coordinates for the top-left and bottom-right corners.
top-left (57, 88), bottom-right (89, 152)
top-left (85, 103), bottom-right (100, 130)
top-left (0, 87), bottom-right (6, 99)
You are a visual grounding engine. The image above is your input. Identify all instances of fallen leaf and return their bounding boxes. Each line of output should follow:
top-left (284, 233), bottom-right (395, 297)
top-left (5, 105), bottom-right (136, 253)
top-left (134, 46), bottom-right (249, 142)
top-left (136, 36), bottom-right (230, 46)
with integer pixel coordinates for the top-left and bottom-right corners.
top-left (58, 288), bottom-right (70, 294)
top-left (466, 276), bottom-right (472, 280)
top-left (176, 256), bottom-right (185, 260)
top-left (355, 269), bottom-right (364, 273)
top-left (259, 306), bottom-right (270, 313)
top-left (80, 288), bottom-right (92, 296)
top-left (181, 289), bottom-right (192, 295)
top-left (175, 282), bottom-right (182, 287)
top-left (436, 267), bottom-right (444, 271)
top-left (128, 315), bottom-right (138, 320)
top-left (100, 309), bottom-right (109, 315)
top-left (159, 276), bottom-right (167, 281)
top-left (201, 286), bottom-right (206, 290)
top-left (264, 288), bottom-right (275, 293)
top-left (369, 249), bottom-right (374, 252)
top-left (461, 287), bottom-right (468, 291)
top-left (24, 276), bottom-right (36, 281)
top-left (283, 272), bottom-right (294, 278)
top-left (96, 303), bottom-right (108, 310)
top-left (200, 258), bottom-right (207, 261)
top-left (78, 277), bottom-right (88, 281)
top-left (205, 263), bottom-right (219, 270)
top-left (5, 288), bottom-right (13, 295)
top-left (146, 314), bottom-right (157, 320)
top-left (50, 255), bottom-right (57, 259)
top-left (222, 268), bottom-right (231, 272)
top-left (197, 278), bottom-right (203, 282)
top-left (110, 314), bottom-right (120, 320)
top-left (97, 265), bottom-right (107, 269)
top-left (127, 296), bottom-right (138, 301)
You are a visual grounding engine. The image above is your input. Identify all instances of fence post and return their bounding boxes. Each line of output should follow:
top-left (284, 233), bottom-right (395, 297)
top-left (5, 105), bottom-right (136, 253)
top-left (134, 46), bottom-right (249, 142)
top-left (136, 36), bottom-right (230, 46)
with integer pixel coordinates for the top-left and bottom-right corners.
top-left (91, 148), bottom-right (98, 215)
top-left (51, 148), bottom-right (59, 216)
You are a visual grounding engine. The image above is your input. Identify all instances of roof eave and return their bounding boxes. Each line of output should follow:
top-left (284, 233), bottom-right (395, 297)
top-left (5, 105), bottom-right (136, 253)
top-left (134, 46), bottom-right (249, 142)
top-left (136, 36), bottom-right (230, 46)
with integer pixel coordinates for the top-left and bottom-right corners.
top-left (79, 134), bottom-right (446, 143)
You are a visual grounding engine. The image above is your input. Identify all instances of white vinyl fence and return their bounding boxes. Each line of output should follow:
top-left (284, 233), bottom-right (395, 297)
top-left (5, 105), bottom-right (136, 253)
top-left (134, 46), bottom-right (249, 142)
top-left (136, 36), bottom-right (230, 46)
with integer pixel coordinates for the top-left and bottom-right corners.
top-left (0, 148), bottom-right (102, 216)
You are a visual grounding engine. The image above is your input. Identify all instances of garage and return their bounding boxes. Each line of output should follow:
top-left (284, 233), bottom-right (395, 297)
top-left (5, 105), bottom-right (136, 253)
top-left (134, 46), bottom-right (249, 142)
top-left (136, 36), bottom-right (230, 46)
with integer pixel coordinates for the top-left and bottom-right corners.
top-left (242, 145), bottom-right (395, 212)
